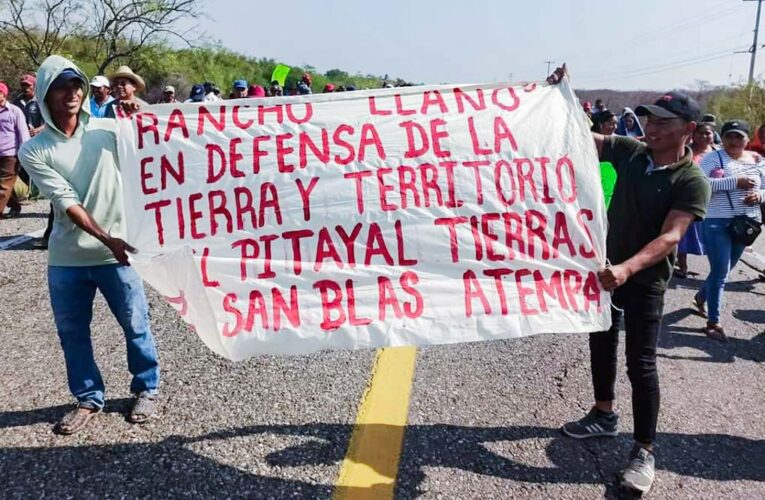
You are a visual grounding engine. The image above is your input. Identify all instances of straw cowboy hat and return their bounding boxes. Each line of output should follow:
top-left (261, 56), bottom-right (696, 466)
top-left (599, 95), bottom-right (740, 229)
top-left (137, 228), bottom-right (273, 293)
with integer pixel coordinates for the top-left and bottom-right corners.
top-left (109, 65), bottom-right (145, 92)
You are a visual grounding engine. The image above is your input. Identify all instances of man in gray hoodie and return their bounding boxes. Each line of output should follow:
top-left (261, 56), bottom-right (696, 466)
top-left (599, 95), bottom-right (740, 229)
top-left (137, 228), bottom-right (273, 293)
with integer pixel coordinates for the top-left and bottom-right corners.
top-left (18, 55), bottom-right (160, 435)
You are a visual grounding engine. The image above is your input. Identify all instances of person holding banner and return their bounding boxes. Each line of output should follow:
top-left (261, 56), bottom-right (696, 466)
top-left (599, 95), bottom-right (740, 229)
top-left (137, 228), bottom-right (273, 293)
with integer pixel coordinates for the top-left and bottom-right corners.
top-left (104, 66), bottom-right (148, 119)
top-left (18, 56), bottom-right (161, 435)
top-left (549, 67), bottom-right (711, 494)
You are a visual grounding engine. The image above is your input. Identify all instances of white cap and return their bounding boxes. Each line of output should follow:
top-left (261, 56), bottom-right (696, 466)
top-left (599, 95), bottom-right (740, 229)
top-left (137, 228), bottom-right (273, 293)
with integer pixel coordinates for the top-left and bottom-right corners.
top-left (163, 85), bottom-right (175, 93)
top-left (90, 75), bottom-right (110, 88)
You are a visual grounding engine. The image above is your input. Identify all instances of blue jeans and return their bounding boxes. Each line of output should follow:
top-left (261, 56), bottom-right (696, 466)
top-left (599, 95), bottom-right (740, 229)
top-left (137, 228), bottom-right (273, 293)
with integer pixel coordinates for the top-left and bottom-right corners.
top-left (48, 264), bottom-right (160, 409)
top-left (697, 218), bottom-right (746, 325)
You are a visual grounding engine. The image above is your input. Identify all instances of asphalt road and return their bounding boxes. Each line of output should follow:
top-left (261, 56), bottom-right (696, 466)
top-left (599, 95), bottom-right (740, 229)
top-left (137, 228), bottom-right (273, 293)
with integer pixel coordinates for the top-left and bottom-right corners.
top-left (1, 200), bottom-right (764, 499)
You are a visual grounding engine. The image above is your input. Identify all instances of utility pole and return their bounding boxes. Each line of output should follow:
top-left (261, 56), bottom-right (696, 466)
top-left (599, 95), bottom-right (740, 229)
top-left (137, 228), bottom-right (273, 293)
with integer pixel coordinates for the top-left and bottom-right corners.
top-left (544, 61), bottom-right (555, 76)
top-left (745, 0), bottom-right (764, 84)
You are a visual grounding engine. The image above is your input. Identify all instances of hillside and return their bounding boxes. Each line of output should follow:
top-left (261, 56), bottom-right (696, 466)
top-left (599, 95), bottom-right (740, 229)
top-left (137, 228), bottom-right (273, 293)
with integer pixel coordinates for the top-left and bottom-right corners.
top-left (575, 88), bottom-right (723, 116)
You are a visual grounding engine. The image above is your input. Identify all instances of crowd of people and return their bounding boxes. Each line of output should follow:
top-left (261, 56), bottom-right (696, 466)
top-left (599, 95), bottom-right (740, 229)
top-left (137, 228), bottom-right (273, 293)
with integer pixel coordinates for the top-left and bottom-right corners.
top-left (153, 71), bottom-right (376, 105)
top-left (583, 96), bottom-right (765, 342)
top-left (0, 58), bottom-right (763, 495)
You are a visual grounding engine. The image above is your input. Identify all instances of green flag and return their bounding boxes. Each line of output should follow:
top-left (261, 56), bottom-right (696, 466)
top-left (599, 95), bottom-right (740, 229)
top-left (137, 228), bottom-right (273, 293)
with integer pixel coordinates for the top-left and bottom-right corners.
top-left (600, 161), bottom-right (617, 209)
top-left (271, 64), bottom-right (291, 87)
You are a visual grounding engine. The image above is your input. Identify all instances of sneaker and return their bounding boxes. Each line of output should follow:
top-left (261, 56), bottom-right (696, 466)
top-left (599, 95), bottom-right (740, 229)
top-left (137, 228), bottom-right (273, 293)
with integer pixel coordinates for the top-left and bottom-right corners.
top-left (561, 407), bottom-right (618, 439)
top-left (621, 445), bottom-right (656, 493)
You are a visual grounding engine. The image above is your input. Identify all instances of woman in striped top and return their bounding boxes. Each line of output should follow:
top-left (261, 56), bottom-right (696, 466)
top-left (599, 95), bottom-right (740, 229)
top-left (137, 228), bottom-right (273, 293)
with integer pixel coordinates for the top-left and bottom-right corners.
top-left (693, 120), bottom-right (765, 341)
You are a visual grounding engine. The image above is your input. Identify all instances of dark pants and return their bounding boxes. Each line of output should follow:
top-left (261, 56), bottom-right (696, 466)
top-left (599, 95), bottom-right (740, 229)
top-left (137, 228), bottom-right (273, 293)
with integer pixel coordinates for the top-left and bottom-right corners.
top-left (589, 280), bottom-right (664, 445)
top-left (43, 204), bottom-right (54, 241)
top-left (0, 156), bottom-right (21, 214)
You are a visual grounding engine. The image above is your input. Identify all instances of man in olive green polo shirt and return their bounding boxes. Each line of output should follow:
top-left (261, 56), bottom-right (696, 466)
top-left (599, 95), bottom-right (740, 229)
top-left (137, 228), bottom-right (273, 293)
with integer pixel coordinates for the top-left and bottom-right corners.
top-left (549, 67), bottom-right (711, 494)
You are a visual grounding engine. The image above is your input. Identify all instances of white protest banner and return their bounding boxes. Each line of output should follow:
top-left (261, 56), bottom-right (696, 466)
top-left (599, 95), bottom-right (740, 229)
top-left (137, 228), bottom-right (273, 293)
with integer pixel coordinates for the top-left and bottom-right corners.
top-left (116, 80), bottom-right (611, 360)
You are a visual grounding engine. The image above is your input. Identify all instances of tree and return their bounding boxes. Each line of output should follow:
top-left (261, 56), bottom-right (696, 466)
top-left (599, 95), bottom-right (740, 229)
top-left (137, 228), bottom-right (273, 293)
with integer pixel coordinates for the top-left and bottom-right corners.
top-left (707, 81), bottom-right (765, 128)
top-left (84, 0), bottom-right (201, 74)
top-left (0, 0), bottom-right (82, 68)
top-left (325, 68), bottom-right (349, 80)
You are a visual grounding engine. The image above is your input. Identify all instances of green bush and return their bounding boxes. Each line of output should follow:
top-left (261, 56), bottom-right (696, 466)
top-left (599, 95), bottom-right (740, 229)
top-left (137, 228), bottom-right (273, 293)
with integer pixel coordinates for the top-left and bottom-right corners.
top-left (706, 81), bottom-right (765, 129)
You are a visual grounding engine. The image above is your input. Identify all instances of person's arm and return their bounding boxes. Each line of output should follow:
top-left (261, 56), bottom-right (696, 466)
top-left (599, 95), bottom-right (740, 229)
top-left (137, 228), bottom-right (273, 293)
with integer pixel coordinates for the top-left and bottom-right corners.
top-left (742, 165), bottom-right (765, 206)
top-left (18, 144), bottom-right (134, 264)
top-left (598, 210), bottom-right (695, 291)
top-left (700, 151), bottom-right (755, 192)
top-left (105, 99), bottom-right (143, 119)
top-left (18, 145), bottom-right (81, 212)
top-left (592, 132), bottom-right (606, 158)
top-left (547, 63), bottom-right (640, 161)
top-left (65, 204), bottom-right (136, 265)
top-left (15, 108), bottom-right (30, 148)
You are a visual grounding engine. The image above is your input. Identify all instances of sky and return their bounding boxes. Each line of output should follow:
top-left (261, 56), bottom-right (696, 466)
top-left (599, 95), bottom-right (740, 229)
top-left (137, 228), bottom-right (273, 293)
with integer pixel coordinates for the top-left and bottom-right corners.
top-left (200, 0), bottom-right (762, 91)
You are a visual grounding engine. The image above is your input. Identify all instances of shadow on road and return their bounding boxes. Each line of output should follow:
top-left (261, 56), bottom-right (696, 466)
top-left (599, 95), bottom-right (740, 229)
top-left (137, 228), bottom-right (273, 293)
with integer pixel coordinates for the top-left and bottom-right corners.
top-left (658, 305), bottom-right (765, 363)
top-left (669, 275), bottom-right (763, 294)
top-left (0, 398), bottom-right (133, 429)
top-left (733, 309), bottom-right (765, 324)
top-left (0, 211), bottom-right (47, 220)
top-left (2, 405), bottom-right (763, 498)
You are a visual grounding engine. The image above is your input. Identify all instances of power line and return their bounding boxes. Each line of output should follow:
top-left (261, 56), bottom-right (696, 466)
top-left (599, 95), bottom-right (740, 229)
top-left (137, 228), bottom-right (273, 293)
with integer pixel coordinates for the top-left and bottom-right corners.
top-left (620, 1), bottom-right (745, 44)
top-left (577, 3), bottom-right (749, 63)
top-left (576, 42), bottom-right (749, 79)
top-left (576, 51), bottom-right (738, 85)
top-left (574, 47), bottom-right (738, 81)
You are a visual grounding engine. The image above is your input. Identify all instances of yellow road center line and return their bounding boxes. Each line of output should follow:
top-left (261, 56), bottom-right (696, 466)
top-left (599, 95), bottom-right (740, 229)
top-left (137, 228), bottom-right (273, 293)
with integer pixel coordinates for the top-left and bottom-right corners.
top-left (333, 346), bottom-right (418, 500)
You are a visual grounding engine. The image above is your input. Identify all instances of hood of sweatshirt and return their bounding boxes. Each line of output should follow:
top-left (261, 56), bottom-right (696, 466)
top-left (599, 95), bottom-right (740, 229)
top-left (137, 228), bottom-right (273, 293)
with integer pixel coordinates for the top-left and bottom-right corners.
top-left (34, 55), bottom-right (91, 138)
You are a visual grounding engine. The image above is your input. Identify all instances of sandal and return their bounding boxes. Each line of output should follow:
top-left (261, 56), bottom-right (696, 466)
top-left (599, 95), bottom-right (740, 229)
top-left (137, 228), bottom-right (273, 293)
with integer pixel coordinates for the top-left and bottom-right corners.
top-left (703, 323), bottom-right (728, 343)
top-left (129, 392), bottom-right (158, 423)
top-left (691, 294), bottom-right (707, 319)
top-left (54, 404), bottom-right (101, 435)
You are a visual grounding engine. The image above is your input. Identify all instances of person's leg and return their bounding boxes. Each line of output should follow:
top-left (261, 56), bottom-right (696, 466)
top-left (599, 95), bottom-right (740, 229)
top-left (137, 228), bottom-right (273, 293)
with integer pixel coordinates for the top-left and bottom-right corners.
top-left (48, 265), bottom-right (104, 408)
top-left (561, 296), bottom-right (622, 439)
top-left (17, 164), bottom-right (29, 186)
top-left (32, 204), bottom-right (55, 249)
top-left (43, 205), bottom-right (54, 240)
top-left (676, 252), bottom-right (688, 276)
top-left (0, 156), bottom-right (20, 214)
top-left (94, 264), bottom-right (160, 395)
top-left (622, 282), bottom-right (664, 450)
top-left (619, 282), bottom-right (663, 492)
top-left (728, 240), bottom-right (747, 279)
top-left (702, 219), bottom-right (733, 326)
top-left (590, 300), bottom-right (622, 412)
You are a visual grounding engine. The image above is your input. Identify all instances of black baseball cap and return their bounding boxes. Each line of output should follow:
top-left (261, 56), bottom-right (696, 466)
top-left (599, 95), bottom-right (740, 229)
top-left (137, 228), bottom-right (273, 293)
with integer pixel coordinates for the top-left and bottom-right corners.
top-left (635, 91), bottom-right (700, 122)
top-left (720, 120), bottom-right (750, 137)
